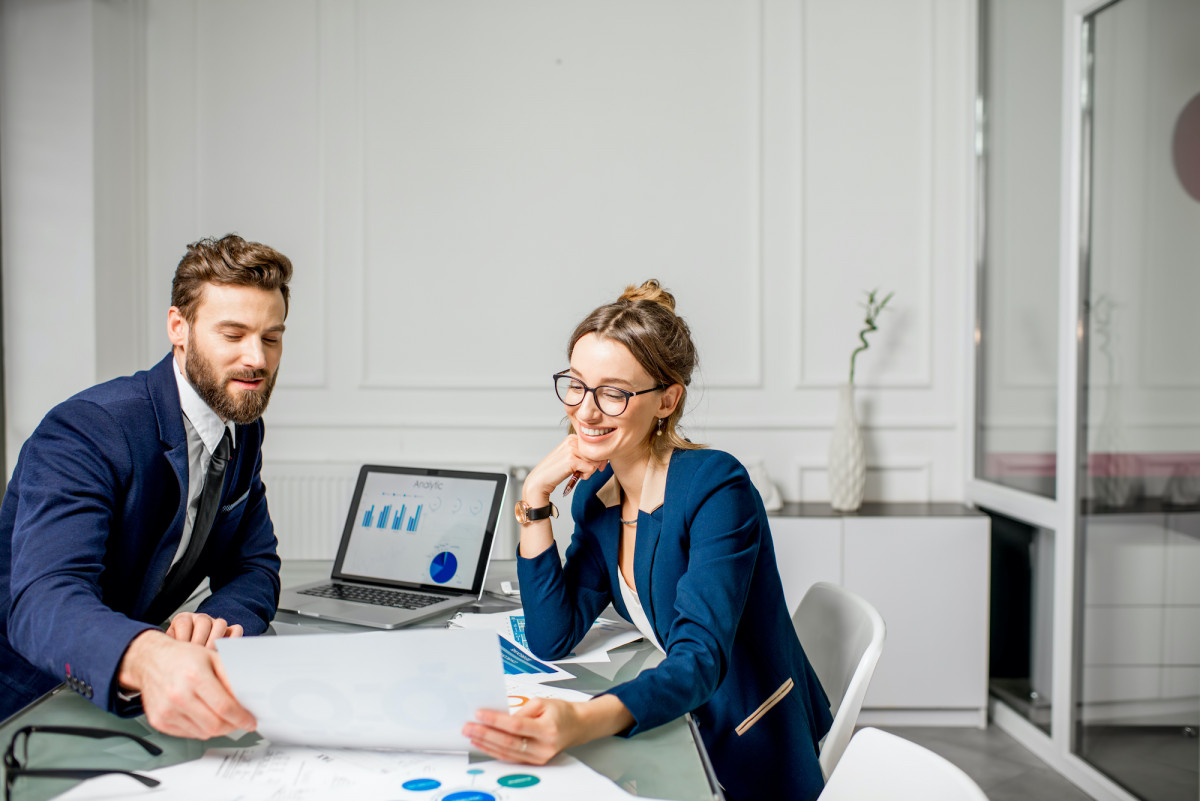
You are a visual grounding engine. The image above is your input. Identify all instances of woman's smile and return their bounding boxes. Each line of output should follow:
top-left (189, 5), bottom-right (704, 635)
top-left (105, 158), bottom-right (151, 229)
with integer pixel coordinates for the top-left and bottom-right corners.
top-left (578, 425), bottom-right (615, 439)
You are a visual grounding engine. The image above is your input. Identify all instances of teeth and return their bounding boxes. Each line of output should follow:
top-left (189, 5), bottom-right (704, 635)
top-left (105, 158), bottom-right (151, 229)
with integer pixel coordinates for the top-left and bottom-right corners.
top-left (582, 427), bottom-right (613, 437)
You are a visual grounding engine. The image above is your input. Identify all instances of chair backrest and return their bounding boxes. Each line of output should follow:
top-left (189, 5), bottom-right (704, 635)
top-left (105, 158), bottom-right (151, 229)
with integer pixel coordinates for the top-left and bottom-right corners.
top-left (792, 581), bottom-right (887, 780)
top-left (818, 727), bottom-right (990, 800)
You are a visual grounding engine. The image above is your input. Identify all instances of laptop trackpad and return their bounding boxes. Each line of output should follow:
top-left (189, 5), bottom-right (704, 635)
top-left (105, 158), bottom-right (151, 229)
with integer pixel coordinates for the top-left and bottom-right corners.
top-left (294, 599), bottom-right (409, 629)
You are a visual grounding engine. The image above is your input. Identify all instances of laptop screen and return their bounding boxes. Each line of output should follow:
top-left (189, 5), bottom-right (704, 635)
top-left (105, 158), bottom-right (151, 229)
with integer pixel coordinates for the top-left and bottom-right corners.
top-left (331, 465), bottom-right (508, 594)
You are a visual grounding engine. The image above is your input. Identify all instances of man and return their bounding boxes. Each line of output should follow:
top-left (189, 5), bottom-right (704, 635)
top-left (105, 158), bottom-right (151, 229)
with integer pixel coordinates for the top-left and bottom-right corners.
top-left (0, 234), bottom-right (290, 739)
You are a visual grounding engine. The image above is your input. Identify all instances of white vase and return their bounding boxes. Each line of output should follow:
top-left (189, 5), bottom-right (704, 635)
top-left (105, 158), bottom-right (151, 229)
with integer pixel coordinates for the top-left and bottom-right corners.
top-left (828, 383), bottom-right (866, 511)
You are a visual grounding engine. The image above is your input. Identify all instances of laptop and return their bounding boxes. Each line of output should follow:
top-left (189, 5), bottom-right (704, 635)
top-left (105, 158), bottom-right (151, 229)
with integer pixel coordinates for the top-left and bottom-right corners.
top-left (277, 464), bottom-right (508, 629)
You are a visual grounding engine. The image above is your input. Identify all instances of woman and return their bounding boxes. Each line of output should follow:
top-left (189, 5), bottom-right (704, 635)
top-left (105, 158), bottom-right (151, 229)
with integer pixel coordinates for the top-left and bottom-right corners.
top-left (463, 281), bottom-right (832, 800)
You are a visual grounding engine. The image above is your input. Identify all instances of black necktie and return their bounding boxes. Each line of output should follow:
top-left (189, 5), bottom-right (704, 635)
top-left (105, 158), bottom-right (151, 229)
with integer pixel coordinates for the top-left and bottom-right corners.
top-left (146, 428), bottom-right (233, 624)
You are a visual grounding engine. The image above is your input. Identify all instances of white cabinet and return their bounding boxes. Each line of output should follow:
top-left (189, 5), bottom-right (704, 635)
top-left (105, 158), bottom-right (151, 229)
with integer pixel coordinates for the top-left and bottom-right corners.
top-left (768, 503), bottom-right (990, 727)
top-left (768, 516), bottom-right (842, 615)
top-left (1079, 512), bottom-right (1200, 720)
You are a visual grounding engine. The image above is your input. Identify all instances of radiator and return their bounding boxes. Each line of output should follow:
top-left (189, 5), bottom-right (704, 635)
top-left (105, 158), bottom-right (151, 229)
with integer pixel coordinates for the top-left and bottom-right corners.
top-left (260, 462), bottom-right (360, 559)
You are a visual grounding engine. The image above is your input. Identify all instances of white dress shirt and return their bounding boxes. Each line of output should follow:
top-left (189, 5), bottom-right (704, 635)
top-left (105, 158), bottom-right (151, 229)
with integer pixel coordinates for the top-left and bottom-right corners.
top-left (171, 356), bottom-right (237, 568)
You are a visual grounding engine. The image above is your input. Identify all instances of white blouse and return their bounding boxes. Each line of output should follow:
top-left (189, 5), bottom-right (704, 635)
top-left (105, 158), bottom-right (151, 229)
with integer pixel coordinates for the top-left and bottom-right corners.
top-left (618, 569), bottom-right (665, 654)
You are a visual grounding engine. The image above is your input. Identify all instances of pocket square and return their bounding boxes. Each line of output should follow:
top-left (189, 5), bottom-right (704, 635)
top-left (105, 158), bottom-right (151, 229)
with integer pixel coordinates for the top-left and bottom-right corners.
top-left (221, 489), bottom-right (250, 513)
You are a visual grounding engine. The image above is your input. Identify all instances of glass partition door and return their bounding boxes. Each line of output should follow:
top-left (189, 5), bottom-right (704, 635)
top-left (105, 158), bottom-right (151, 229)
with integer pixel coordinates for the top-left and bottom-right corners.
top-left (975, 0), bottom-right (1062, 500)
top-left (1075, 2), bottom-right (1200, 799)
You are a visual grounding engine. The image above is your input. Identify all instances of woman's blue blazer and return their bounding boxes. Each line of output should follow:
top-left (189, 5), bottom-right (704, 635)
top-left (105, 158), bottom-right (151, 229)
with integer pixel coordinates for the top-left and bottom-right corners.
top-left (518, 448), bottom-right (832, 801)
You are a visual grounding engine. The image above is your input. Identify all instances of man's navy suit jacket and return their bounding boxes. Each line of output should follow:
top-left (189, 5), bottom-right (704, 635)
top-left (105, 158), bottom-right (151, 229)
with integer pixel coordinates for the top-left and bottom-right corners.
top-left (0, 353), bottom-right (280, 718)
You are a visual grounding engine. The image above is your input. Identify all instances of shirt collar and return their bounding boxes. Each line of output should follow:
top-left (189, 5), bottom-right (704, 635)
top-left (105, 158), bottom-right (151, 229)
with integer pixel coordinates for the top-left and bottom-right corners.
top-left (596, 450), bottom-right (672, 513)
top-left (172, 355), bottom-right (236, 454)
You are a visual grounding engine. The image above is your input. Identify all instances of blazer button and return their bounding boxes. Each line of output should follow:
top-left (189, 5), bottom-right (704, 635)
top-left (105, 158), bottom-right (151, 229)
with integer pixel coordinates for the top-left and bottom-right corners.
top-left (85, 687), bottom-right (93, 699)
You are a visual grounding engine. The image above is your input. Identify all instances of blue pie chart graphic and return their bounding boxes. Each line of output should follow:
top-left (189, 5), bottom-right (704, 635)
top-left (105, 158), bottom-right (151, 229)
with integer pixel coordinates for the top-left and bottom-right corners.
top-left (430, 551), bottom-right (458, 584)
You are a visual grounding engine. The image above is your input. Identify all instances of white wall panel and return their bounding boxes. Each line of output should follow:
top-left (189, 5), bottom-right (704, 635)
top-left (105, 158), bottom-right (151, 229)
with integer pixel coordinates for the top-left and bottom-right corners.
top-left (144, 0), bottom-right (198, 361)
top-left (800, 0), bottom-right (934, 389)
top-left (358, 0), bottom-right (763, 390)
top-left (4, 0), bottom-right (974, 510)
top-left (1, 0), bottom-right (99, 462)
top-left (146, 0), bottom-right (327, 386)
top-left (796, 460), bottom-right (933, 503)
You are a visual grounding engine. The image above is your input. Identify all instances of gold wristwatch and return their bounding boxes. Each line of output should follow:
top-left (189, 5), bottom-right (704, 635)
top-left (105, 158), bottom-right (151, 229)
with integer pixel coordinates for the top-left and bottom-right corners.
top-left (514, 500), bottom-right (558, 525)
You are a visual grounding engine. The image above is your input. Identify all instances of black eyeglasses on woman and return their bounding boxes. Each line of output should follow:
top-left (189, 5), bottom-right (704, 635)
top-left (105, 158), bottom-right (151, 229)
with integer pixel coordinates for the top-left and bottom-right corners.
top-left (553, 372), bottom-right (669, 417)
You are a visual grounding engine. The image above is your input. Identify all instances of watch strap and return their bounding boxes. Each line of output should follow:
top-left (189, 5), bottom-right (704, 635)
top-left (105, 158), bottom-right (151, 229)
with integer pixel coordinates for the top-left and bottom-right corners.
top-left (526, 502), bottom-right (557, 522)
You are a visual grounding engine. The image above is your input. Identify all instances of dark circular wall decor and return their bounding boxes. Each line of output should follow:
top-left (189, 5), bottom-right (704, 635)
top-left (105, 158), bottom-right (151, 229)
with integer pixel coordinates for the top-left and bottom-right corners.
top-left (1174, 91), bottom-right (1200, 203)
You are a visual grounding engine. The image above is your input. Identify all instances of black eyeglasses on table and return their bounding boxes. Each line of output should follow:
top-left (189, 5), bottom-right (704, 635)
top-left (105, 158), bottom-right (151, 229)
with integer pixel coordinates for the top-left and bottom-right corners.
top-left (553, 372), bottom-right (669, 417)
top-left (4, 726), bottom-right (162, 801)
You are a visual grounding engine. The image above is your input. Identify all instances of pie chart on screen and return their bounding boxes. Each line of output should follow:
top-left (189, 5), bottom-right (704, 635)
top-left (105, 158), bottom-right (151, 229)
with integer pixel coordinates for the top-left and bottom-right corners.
top-left (430, 551), bottom-right (457, 583)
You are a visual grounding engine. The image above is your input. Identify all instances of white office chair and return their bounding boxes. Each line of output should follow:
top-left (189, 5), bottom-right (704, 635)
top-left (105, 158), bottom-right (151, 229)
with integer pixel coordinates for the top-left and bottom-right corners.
top-left (818, 727), bottom-right (990, 800)
top-left (793, 581), bottom-right (886, 780)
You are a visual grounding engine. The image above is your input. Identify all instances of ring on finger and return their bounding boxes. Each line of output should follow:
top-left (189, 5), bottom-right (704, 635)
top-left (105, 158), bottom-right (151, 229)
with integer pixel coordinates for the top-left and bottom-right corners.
top-left (521, 737), bottom-right (528, 753)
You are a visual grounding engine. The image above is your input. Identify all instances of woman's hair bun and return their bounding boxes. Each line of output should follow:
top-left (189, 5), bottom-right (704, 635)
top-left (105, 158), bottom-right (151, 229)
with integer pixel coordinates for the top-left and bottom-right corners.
top-left (619, 279), bottom-right (676, 313)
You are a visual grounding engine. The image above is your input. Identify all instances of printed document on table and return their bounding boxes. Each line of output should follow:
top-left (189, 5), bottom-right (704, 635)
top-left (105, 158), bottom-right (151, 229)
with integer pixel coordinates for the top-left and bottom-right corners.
top-left (505, 676), bottom-right (593, 709)
top-left (217, 629), bottom-right (506, 751)
top-left (449, 610), bottom-right (574, 683)
top-left (54, 744), bottom-right (658, 801)
top-left (450, 609), bottom-right (641, 666)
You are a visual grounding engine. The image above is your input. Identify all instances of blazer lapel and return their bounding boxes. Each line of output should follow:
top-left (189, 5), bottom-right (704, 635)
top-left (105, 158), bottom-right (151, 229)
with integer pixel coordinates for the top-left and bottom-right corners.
top-left (632, 510), bottom-right (663, 638)
top-left (633, 452), bottom-right (672, 641)
top-left (144, 354), bottom-right (190, 605)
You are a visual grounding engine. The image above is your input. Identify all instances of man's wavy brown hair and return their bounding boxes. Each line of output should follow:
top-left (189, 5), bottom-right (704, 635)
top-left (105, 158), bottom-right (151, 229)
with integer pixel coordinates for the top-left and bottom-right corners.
top-left (172, 234), bottom-right (293, 323)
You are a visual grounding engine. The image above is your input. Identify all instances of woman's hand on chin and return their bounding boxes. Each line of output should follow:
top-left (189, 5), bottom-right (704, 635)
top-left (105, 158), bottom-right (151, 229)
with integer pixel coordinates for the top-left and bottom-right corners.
top-left (522, 435), bottom-right (606, 505)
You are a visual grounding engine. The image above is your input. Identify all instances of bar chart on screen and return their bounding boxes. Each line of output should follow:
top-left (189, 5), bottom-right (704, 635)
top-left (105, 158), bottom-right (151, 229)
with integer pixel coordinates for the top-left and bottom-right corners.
top-left (361, 501), bottom-right (424, 532)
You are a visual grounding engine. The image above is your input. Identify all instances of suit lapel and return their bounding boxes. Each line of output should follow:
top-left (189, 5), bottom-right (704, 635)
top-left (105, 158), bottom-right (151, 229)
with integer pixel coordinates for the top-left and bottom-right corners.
top-left (632, 509), bottom-right (663, 637)
top-left (633, 452), bottom-right (672, 641)
top-left (144, 354), bottom-right (190, 605)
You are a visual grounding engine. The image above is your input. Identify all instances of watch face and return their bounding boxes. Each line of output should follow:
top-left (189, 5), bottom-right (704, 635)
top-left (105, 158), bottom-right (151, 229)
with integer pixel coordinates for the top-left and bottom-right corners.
top-left (514, 500), bottom-right (529, 525)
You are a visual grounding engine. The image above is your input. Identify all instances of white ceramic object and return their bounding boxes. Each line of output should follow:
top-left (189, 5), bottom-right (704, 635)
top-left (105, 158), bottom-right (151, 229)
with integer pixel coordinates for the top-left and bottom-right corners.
top-left (828, 384), bottom-right (866, 511)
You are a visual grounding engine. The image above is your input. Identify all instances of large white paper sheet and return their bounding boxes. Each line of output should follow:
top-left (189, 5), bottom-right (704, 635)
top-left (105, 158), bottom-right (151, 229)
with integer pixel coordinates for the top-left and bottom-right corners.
top-left (217, 629), bottom-right (507, 751)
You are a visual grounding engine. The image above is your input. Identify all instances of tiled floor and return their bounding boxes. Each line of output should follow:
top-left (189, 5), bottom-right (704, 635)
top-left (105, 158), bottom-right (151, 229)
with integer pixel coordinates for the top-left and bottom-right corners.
top-left (1078, 726), bottom-right (1198, 801)
top-left (876, 725), bottom-right (1094, 801)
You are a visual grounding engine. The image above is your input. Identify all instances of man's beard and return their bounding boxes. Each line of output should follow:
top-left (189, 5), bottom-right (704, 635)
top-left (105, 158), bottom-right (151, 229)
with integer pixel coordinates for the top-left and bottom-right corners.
top-left (185, 335), bottom-right (278, 425)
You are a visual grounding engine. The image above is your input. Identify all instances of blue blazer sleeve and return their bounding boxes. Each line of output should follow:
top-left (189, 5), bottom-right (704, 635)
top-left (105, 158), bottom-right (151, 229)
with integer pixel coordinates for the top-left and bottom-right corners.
top-left (516, 497), bottom-right (613, 660)
top-left (608, 453), bottom-right (761, 735)
top-left (6, 401), bottom-right (160, 712)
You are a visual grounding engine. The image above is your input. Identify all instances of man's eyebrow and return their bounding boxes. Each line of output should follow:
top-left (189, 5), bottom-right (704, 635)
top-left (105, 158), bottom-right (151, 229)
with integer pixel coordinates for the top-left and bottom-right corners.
top-left (215, 321), bottom-right (287, 334)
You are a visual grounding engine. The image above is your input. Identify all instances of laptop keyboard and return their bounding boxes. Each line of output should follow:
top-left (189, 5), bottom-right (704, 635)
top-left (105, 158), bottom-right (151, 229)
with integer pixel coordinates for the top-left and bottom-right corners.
top-left (298, 583), bottom-right (449, 610)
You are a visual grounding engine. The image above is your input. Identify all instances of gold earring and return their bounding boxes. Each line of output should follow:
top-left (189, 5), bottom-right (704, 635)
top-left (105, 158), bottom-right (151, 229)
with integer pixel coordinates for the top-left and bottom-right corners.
top-left (656, 418), bottom-right (665, 437)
